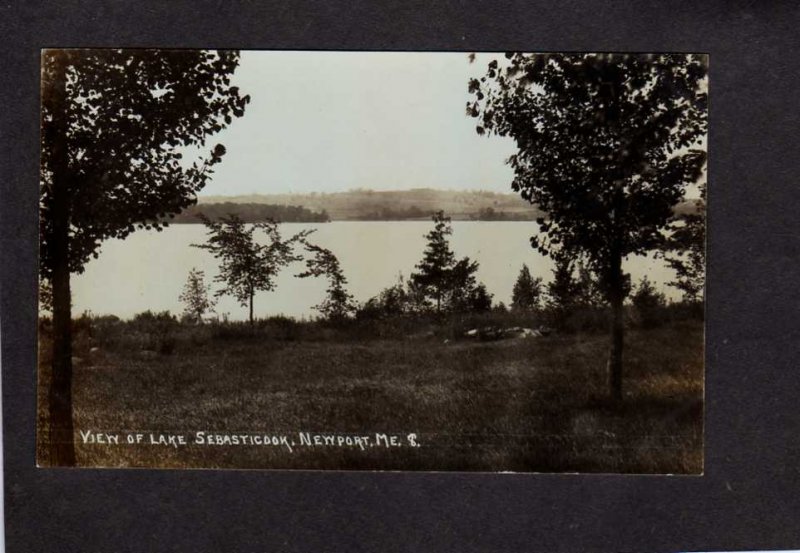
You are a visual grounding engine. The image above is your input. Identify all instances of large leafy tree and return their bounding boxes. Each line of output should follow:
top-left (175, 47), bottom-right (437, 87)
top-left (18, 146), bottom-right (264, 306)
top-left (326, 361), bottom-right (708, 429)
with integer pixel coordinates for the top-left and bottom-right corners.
top-left (40, 49), bottom-right (249, 465)
top-left (471, 53), bottom-right (707, 400)
top-left (194, 214), bottom-right (311, 324)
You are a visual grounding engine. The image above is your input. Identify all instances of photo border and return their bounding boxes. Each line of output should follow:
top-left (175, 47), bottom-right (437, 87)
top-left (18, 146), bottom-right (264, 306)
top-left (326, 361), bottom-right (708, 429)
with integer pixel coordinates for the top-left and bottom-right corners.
top-left (3, 1), bottom-right (799, 551)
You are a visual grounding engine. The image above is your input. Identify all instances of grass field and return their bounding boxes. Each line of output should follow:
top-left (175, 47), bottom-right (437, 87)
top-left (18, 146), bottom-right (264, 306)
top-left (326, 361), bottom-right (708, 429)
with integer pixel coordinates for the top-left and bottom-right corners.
top-left (37, 315), bottom-right (703, 473)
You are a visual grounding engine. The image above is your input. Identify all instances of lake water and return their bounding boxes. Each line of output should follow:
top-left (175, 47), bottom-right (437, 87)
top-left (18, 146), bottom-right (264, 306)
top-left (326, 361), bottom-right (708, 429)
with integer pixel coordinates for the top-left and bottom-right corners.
top-left (72, 222), bottom-right (680, 321)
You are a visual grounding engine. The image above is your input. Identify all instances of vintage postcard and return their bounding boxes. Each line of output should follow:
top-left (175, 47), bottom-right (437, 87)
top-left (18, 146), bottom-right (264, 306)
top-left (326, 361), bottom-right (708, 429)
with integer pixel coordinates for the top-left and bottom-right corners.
top-left (37, 50), bottom-right (706, 472)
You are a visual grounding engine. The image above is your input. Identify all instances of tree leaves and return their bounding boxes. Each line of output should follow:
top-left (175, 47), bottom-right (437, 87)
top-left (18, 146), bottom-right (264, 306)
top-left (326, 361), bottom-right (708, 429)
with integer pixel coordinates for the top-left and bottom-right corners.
top-left (192, 214), bottom-right (313, 313)
top-left (296, 243), bottom-right (356, 320)
top-left (40, 49), bottom-right (249, 278)
top-left (471, 53), bottom-right (708, 297)
top-left (512, 264), bottom-right (543, 311)
top-left (179, 267), bottom-right (215, 322)
top-left (410, 211), bottom-right (486, 313)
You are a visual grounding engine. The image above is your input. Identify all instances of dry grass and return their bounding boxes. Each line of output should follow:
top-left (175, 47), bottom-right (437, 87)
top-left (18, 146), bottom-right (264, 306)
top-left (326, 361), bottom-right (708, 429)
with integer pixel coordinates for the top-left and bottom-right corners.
top-left (37, 317), bottom-right (703, 473)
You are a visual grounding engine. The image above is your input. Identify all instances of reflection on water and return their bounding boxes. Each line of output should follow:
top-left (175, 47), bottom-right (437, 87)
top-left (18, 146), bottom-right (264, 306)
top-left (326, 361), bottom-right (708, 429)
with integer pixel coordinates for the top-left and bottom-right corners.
top-left (71, 222), bottom-right (680, 321)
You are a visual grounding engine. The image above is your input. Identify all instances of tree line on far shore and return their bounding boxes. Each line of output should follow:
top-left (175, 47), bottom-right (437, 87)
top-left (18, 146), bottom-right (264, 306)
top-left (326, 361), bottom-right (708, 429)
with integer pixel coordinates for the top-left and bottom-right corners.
top-left (164, 200), bottom-right (540, 223)
top-left (166, 202), bottom-right (331, 223)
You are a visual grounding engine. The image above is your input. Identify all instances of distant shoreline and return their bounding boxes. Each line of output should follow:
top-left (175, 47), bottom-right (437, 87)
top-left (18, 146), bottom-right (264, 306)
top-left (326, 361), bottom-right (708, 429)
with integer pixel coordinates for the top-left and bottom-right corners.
top-left (167, 216), bottom-right (542, 224)
top-left (168, 186), bottom-right (698, 224)
top-left (165, 188), bottom-right (545, 223)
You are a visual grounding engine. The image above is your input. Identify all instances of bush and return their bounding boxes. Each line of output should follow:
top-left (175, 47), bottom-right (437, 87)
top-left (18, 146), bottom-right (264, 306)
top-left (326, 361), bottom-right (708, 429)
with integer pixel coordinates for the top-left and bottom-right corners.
top-left (561, 306), bottom-right (611, 333)
top-left (210, 316), bottom-right (306, 342)
top-left (132, 310), bottom-right (177, 324)
top-left (631, 278), bottom-right (667, 329)
top-left (356, 282), bottom-right (413, 320)
top-left (109, 311), bottom-right (180, 354)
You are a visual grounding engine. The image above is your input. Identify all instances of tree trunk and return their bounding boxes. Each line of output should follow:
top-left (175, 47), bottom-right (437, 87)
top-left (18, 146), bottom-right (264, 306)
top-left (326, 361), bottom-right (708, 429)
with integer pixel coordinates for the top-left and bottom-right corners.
top-left (249, 290), bottom-right (254, 325)
top-left (47, 162), bottom-right (76, 465)
top-left (45, 50), bottom-right (76, 466)
top-left (608, 245), bottom-right (624, 402)
top-left (49, 248), bottom-right (76, 465)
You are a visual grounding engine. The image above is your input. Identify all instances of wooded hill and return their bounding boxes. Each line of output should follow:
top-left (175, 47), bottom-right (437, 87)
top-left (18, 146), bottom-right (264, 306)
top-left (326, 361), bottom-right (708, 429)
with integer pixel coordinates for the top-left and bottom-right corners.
top-left (192, 188), bottom-right (542, 222)
top-left (168, 189), bottom-right (701, 223)
top-left (167, 202), bottom-right (330, 223)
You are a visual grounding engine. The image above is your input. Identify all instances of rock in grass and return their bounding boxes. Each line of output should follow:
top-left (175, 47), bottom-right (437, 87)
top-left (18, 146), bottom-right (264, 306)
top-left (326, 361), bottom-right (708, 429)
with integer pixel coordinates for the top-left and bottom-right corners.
top-left (464, 326), bottom-right (542, 341)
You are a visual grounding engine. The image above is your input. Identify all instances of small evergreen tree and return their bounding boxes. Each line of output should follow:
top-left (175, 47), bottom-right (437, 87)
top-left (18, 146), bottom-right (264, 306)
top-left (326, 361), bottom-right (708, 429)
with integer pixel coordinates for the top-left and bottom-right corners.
top-left (410, 211), bottom-right (487, 313)
top-left (297, 243), bottom-right (356, 321)
top-left (511, 264), bottom-right (543, 311)
top-left (411, 211), bottom-right (458, 313)
top-left (447, 257), bottom-right (483, 312)
top-left (179, 268), bottom-right (215, 323)
top-left (465, 283), bottom-right (494, 312)
top-left (545, 255), bottom-right (578, 329)
top-left (545, 256), bottom-right (576, 312)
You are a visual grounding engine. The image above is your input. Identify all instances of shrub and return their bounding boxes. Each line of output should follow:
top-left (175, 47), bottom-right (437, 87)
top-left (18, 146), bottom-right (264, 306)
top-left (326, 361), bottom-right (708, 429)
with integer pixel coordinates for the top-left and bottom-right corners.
top-left (132, 310), bottom-right (177, 324)
top-left (357, 280), bottom-right (414, 320)
top-left (631, 277), bottom-right (668, 329)
top-left (129, 311), bottom-right (179, 354)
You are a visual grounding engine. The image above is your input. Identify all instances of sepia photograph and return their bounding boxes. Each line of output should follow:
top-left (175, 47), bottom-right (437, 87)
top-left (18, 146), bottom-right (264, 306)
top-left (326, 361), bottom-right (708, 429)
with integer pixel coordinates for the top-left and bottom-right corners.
top-left (37, 49), bottom-right (707, 473)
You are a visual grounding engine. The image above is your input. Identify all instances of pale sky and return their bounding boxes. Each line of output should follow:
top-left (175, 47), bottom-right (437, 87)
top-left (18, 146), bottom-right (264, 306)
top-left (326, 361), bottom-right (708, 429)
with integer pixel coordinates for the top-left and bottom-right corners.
top-left (199, 51), bottom-right (517, 196)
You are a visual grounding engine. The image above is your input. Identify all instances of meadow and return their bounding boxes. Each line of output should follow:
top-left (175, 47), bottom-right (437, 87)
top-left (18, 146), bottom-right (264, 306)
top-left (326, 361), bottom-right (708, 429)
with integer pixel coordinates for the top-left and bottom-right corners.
top-left (37, 309), bottom-right (703, 473)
